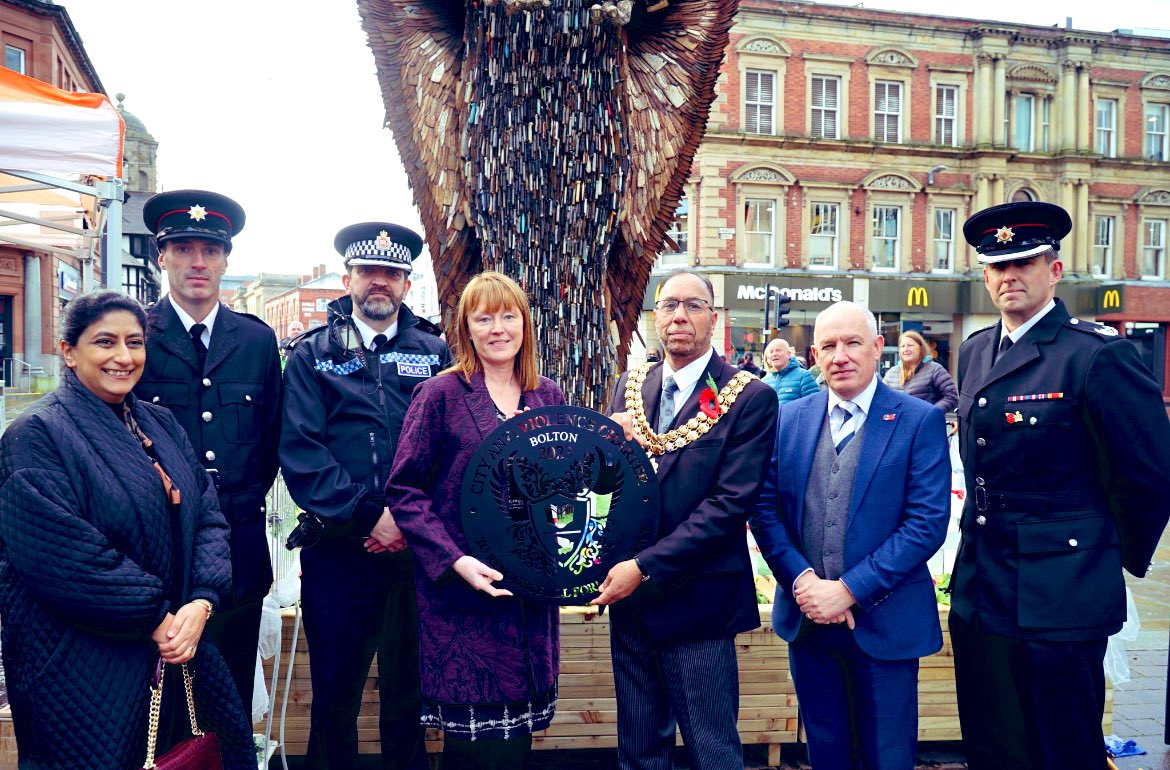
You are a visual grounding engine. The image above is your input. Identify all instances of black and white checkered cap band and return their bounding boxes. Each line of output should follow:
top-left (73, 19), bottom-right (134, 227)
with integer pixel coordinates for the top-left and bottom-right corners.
top-left (344, 239), bottom-right (414, 267)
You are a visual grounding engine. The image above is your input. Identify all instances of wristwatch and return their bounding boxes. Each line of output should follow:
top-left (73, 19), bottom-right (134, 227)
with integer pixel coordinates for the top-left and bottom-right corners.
top-left (634, 557), bottom-right (651, 583)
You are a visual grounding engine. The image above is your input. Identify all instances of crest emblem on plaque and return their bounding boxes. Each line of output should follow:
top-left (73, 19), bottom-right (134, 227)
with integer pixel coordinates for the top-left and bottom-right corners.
top-left (462, 406), bottom-right (658, 603)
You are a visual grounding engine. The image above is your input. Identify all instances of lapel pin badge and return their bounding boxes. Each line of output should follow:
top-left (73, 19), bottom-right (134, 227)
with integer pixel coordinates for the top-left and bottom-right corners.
top-left (1006, 411), bottom-right (1024, 424)
top-left (882, 413), bottom-right (896, 421)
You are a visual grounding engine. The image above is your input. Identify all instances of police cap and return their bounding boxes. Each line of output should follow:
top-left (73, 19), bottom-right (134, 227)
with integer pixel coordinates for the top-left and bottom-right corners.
top-left (143, 189), bottom-right (245, 249)
top-left (334, 222), bottom-right (422, 271)
top-left (963, 201), bottom-right (1072, 264)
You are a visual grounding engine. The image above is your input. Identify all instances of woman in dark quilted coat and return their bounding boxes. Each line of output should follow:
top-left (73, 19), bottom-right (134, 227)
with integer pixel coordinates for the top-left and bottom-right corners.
top-left (386, 272), bottom-right (563, 770)
top-left (0, 292), bottom-right (253, 770)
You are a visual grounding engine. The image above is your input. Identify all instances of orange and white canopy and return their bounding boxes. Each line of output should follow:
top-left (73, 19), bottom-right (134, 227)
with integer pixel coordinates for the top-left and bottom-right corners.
top-left (0, 65), bottom-right (123, 178)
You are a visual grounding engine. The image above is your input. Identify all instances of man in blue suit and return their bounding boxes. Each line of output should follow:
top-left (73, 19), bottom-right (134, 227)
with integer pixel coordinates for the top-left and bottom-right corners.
top-left (751, 301), bottom-right (950, 770)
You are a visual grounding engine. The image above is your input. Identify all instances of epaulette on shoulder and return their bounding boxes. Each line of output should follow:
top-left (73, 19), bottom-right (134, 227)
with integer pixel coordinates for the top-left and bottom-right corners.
top-left (966, 324), bottom-right (997, 341)
top-left (1066, 316), bottom-right (1121, 340)
top-left (415, 317), bottom-right (445, 337)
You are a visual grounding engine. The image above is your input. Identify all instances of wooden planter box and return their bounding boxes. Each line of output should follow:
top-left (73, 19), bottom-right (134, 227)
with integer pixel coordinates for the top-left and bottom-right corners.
top-left (0, 604), bottom-right (1112, 768)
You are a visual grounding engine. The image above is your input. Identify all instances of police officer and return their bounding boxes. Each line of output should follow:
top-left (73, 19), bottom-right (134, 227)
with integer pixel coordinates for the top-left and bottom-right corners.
top-left (134, 189), bottom-right (282, 720)
top-left (280, 223), bottom-right (449, 770)
top-left (951, 201), bottom-right (1170, 770)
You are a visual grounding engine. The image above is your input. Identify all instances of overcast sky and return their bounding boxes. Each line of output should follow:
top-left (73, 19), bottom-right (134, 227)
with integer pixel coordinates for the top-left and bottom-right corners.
top-left (64, 0), bottom-right (1169, 276)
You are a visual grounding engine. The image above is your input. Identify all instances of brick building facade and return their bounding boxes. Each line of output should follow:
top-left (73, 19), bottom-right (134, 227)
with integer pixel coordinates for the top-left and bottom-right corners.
top-left (646, 2), bottom-right (1170, 395)
top-left (264, 267), bottom-right (345, 337)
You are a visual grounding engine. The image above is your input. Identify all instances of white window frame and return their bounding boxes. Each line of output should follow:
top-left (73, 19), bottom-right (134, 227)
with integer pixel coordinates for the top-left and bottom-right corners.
top-left (809, 202), bottom-right (840, 271)
top-left (745, 69), bottom-right (776, 136)
top-left (315, 297), bottom-right (329, 313)
top-left (1147, 103), bottom-right (1170, 162)
top-left (1142, 219), bottom-right (1167, 280)
top-left (1012, 93), bottom-right (1036, 151)
top-left (658, 198), bottom-right (689, 268)
top-left (934, 84), bottom-right (958, 147)
top-left (4, 45), bottom-right (25, 75)
top-left (932, 208), bottom-right (956, 274)
top-left (1096, 98), bottom-right (1118, 157)
top-left (744, 198), bottom-right (777, 267)
top-left (871, 206), bottom-right (901, 272)
top-left (874, 80), bottom-right (902, 144)
top-left (1092, 215), bottom-right (1114, 278)
top-left (811, 75), bottom-right (841, 140)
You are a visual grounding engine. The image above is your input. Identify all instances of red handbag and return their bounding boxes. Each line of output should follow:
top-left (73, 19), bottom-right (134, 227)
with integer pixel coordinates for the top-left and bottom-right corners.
top-left (141, 660), bottom-right (224, 770)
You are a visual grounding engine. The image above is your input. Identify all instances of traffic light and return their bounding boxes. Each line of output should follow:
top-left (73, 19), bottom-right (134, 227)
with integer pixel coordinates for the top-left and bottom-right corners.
top-left (763, 285), bottom-right (774, 334)
top-left (774, 293), bottom-right (791, 328)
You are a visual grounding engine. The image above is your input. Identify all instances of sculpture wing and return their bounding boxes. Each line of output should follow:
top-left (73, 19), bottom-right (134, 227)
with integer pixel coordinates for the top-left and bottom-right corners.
top-left (358, 0), bottom-right (477, 308)
top-left (609, 0), bottom-right (738, 357)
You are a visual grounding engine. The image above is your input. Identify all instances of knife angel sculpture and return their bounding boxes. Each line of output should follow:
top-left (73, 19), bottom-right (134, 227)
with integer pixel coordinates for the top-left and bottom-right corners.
top-left (358, 0), bottom-right (738, 407)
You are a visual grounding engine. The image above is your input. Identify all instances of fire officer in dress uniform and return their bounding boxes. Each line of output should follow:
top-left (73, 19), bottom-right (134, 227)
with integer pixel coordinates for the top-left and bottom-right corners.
top-left (950, 201), bottom-right (1170, 770)
top-left (135, 189), bottom-right (283, 720)
top-left (279, 223), bottom-right (450, 770)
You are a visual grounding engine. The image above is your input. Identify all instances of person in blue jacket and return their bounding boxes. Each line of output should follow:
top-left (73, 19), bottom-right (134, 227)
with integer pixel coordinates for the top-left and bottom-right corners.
top-left (762, 338), bottom-right (818, 405)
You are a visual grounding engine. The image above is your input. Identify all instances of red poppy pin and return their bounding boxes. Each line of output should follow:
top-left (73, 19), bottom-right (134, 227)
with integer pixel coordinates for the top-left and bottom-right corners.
top-left (699, 374), bottom-right (720, 419)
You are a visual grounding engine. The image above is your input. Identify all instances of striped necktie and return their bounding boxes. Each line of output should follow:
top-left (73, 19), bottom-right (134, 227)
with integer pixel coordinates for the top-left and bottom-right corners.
top-left (833, 402), bottom-right (856, 454)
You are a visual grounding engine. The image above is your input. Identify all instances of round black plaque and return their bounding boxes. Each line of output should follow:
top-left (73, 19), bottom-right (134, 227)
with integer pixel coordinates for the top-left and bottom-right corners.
top-left (461, 405), bottom-right (659, 604)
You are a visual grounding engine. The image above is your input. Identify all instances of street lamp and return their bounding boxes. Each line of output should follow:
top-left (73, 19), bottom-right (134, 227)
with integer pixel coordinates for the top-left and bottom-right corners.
top-left (927, 164), bottom-right (948, 186)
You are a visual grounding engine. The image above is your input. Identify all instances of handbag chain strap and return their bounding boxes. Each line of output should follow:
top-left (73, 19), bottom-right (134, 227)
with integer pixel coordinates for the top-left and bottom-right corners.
top-left (142, 662), bottom-right (202, 769)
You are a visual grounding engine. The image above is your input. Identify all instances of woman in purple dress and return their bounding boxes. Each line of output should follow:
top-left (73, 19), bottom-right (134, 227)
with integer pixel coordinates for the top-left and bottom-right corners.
top-left (386, 271), bottom-right (565, 770)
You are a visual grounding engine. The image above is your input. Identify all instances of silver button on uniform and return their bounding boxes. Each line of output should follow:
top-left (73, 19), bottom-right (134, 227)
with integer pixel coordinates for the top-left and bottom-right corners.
top-left (205, 450), bottom-right (216, 462)
top-left (1069, 538), bottom-right (1078, 547)
top-left (978, 398), bottom-right (987, 408)
top-left (977, 438), bottom-right (987, 447)
top-left (975, 477), bottom-right (985, 485)
top-left (976, 515), bottom-right (987, 526)
top-left (202, 378), bottom-right (212, 387)
top-left (245, 394), bottom-right (252, 402)
top-left (202, 411), bottom-right (213, 423)
top-left (152, 396), bottom-right (160, 404)
top-left (1029, 416), bottom-right (1038, 425)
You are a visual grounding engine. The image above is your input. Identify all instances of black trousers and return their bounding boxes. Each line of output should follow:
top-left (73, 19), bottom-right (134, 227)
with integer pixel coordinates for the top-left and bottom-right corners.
top-left (443, 734), bottom-right (532, 770)
top-left (301, 541), bottom-right (426, 770)
top-left (203, 596), bottom-right (264, 722)
top-left (950, 611), bottom-right (1109, 770)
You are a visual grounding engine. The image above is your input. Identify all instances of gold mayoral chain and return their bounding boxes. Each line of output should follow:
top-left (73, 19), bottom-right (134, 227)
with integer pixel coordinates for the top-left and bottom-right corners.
top-left (624, 363), bottom-right (755, 465)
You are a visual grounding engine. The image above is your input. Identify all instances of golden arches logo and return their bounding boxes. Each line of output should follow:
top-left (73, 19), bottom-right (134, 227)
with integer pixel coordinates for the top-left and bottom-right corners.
top-left (907, 287), bottom-right (929, 307)
top-left (1103, 289), bottom-right (1121, 309)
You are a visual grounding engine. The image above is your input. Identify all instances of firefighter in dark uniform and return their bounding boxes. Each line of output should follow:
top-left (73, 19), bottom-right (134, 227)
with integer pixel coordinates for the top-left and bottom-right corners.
top-left (951, 201), bottom-right (1170, 770)
top-left (134, 189), bottom-right (282, 720)
top-left (279, 222), bottom-right (449, 770)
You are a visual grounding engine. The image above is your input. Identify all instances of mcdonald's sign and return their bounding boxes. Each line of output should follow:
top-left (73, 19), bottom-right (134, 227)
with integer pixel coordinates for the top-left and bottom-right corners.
top-left (1097, 285), bottom-right (1125, 313)
top-left (907, 286), bottom-right (929, 307)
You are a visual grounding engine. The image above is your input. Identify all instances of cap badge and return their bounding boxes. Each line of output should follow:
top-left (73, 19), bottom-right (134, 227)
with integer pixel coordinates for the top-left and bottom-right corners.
top-left (375, 230), bottom-right (391, 250)
top-left (995, 226), bottom-right (1014, 243)
top-left (188, 204), bottom-right (207, 222)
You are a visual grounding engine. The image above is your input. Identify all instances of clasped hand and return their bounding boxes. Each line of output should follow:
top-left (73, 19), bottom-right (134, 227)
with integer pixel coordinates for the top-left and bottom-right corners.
top-left (794, 572), bottom-right (857, 629)
top-left (365, 507), bottom-right (408, 554)
top-left (151, 601), bottom-right (209, 664)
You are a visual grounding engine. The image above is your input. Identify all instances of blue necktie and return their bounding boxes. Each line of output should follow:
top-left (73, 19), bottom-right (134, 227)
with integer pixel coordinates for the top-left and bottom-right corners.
top-left (658, 376), bottom-right (679, 434)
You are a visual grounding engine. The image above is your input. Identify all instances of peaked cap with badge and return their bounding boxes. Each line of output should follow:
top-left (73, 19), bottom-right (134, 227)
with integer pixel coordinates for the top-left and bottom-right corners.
top-left (334, 222), bottom-right (422, 270)
top-left (143, 189), bottom-right (245, 249)
top-left (962, 201), bottom-right (1072, 264)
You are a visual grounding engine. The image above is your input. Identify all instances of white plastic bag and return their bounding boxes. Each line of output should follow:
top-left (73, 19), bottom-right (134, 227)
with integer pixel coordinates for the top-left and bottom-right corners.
top-left (257, 593), bottom-right (282, 660)
top-left (1104, 586), bottom-right (1141, 686)
top-left (251, 653), bottom-right (268, 724)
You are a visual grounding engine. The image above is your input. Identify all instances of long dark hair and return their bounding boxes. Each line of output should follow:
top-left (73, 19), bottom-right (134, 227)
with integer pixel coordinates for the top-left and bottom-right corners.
top-left (61, 291), bottom-right (147, 346)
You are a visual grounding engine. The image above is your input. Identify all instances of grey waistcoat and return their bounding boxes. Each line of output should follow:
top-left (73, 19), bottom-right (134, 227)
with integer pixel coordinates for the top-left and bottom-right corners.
top-left (802, 415), bottom-right (865, 580)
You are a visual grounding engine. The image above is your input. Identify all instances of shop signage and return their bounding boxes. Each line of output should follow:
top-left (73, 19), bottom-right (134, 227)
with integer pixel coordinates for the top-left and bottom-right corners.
top-left (727, 276), bottom-right (851, 310)
top-left (869, 279), bottom-right (962, 313)
top-left (1098, 285), bottom-right (1125, 314)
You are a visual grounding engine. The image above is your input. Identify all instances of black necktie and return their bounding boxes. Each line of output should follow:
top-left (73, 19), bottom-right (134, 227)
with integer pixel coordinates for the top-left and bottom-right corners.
top-left (371, 333), bottom-right (387, 353)
top-left (999, 336), bottom-right (1013, 355)
top-left (190, 323), bottom-right (207, 370)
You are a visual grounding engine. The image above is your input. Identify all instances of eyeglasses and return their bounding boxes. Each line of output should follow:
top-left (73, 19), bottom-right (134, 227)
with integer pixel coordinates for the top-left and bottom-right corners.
top-left (655, 298), bottom-right (712, 314)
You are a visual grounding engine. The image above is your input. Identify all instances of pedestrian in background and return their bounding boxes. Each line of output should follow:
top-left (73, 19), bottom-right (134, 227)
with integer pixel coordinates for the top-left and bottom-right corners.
top-left (762, 337), bottom-right (818, 405)
top-left (951, 201), bottom-right (1170, 770)
top-left (881, 330), bottom-right (958, 412)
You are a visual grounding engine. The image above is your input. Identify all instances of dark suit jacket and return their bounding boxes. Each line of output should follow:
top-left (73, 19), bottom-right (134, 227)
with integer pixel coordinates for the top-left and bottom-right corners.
top-left (752, 381), bottom-right (950, 660)
top-left (606, 353), bottom-right (777, 641)
top-left (135, 298), bottom-right (282, 606)
top-left (953, 298), bottom-right (1170, 641)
